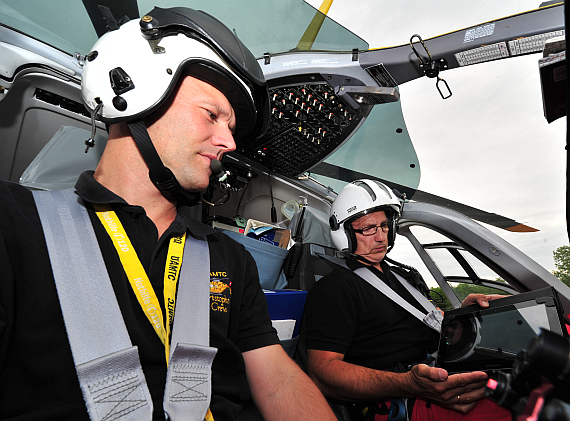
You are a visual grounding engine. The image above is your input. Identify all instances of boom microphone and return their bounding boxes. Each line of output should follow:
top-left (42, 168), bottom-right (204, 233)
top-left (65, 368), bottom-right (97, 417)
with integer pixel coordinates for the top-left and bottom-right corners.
top-left (210, 159), bottom-right (230, 188)
top-left (210, 159), bottom-right (223, 178)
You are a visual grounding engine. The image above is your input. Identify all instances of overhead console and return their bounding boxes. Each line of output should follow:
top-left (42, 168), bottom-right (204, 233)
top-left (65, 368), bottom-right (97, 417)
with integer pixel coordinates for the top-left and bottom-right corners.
top-left (234, 74), bottom-right (363, 177)
top-left (231, 66), bottom-right (399, 178)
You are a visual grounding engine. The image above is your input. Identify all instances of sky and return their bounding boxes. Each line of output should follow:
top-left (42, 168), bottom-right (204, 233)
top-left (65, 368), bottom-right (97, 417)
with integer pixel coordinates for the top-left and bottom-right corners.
top-left (305, 0), bottom-right (567, 284)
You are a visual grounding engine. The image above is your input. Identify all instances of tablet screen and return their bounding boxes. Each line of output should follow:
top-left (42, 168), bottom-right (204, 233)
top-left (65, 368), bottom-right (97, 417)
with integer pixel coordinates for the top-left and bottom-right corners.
top-left (436, 288), bottom-right (565, 373)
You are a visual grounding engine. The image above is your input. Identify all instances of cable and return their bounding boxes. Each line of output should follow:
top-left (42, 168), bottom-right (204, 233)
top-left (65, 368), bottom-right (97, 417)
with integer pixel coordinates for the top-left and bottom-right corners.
top-left (269, 172), bottom-right (277, 223)
top-left (234, 179), bottom-right (250, 217)
top-left (202, 189), bottom-right (230, 207)
top-left (384, 256), bottom-right (418, 272)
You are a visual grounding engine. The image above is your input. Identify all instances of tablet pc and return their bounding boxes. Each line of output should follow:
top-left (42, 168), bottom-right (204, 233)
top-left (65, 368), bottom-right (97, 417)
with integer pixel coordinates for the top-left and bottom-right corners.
top-left (436, 287), bottom-right (567, 373)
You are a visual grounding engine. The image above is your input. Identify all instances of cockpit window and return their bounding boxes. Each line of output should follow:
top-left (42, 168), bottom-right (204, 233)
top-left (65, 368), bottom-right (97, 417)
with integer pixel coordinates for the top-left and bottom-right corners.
top-left (310, 99), bottom-right (420, 194)
top-left (0, 0), bottom-right (368, 57)
top-left (0, 1), bottom-right (97, 55)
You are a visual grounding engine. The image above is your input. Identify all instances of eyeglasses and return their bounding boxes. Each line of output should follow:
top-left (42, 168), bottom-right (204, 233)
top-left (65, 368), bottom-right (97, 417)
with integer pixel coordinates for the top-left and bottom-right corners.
top-left (353, 222), bottom-right (390, 236)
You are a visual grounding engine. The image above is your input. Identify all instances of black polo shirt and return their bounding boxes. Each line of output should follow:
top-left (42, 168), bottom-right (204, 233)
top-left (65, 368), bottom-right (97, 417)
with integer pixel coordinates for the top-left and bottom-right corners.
top-left (304, 260), bottom-right (438, 371)
top-left (0, 172), bottom-right (279, 420)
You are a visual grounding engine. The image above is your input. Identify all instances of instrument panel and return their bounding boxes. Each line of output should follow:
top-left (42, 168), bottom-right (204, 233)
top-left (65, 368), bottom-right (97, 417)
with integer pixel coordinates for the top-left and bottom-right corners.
top-left (235, 75), bottom-right (367, 177)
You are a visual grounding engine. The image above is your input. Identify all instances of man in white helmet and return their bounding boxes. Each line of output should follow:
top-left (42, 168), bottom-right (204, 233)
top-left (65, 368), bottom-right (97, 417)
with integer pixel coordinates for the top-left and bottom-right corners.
top-left (0, 7), bottom-right (335, 421)
top-left (302, 179), bottom-right (510, 421)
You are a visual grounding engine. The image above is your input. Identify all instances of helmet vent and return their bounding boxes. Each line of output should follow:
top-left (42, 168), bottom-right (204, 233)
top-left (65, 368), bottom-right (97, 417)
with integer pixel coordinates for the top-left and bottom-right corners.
top-left (354, 181), bottom-right (376, 201)
top-left (373, 180), bottom-right (393, 198)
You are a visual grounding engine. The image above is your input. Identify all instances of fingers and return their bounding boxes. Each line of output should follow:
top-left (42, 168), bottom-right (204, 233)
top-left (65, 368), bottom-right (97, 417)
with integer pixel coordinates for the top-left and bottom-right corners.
top-left (413, 364), bottom-right (448, 382)
top-left (408, 367), bottom-right (489, 408)
top-left (460, 293), bottom-right (487, 308)
top-left (486, 294), bottom-right (509, 302)
top-left (406, 365), bottom-right (448, 398)
top-left (439, 387), bottom-right (486, 413)
top-left (411, 365), bottom-right (487, 389)
top-left (446, 371), bottom-right (488, 390)
top-left (440, 381), bottom-right (487, 404)
top-left (461, 293), bottom-right (508, 308)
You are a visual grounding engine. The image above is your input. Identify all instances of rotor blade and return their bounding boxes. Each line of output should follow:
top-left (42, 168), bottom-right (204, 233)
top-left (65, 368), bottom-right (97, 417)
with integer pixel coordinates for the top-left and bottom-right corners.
top-left (311, 162), bottom-right (538, 232)
top-left (409, 190), bottom-right (538, 232)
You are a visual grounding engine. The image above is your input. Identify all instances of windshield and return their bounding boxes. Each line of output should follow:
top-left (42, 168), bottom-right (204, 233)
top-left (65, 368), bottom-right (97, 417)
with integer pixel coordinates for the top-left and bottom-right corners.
top-left (0, 0), bottom-right (367, 57)
top-left (311, 100), bottom-right (420, 194)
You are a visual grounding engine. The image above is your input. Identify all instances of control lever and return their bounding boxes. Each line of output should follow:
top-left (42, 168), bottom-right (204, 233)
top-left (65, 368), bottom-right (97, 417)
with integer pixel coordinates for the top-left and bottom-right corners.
top-left (338, 86), bottom-right (400, 108)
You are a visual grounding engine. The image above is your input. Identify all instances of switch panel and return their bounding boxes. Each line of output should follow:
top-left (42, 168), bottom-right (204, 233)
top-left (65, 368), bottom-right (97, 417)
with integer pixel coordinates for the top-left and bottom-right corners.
top-left (235, 76), bottom-right (366, 177)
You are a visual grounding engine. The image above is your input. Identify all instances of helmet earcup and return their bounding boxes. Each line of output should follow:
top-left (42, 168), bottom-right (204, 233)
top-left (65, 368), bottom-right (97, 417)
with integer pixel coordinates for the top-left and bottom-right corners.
top-left (344, 222), bottom-right (358, 254)
top-left (388, 218), bottom-right (397, 247)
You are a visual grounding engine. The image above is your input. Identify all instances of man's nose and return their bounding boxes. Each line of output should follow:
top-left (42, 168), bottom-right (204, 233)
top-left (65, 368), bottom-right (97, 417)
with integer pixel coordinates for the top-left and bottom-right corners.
top-left (374, 226), bottom-right (386, 241)
top-left (213, 125), bottom-right (236, 153)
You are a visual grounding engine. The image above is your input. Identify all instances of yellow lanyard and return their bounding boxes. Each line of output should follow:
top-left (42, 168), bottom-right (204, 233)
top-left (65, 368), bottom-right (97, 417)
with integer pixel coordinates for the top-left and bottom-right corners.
top-left (94, 204), bottom-right (185, 363)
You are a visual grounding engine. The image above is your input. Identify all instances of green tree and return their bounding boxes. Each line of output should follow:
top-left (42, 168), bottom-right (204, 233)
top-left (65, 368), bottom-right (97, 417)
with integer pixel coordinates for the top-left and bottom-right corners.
top-left (430, 283), bottom-right (508, 312)
top-left (552, 245), bottom-right (570, 287)
top-left (430, 286), bottom-right (452, 311)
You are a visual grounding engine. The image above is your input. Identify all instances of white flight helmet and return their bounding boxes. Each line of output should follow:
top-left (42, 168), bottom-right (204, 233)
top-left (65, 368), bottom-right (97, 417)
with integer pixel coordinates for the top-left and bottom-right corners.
top-left (80, 7), bottom-right (270, 205)
top-left (329, 179), bottom-right (402, 254)
top-left (81, 7), bottom-right (269, 142)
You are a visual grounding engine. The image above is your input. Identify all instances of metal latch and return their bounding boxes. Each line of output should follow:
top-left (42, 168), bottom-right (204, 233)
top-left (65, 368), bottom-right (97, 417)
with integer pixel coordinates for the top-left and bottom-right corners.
top-left (410, 34), bottom-right (452, 99)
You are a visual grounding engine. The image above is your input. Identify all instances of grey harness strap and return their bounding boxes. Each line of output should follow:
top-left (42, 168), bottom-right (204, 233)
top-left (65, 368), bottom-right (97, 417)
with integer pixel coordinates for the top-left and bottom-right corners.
top-left (33, 189), bottom-right (216, 421)
top-left (33, 189), bottom-right (153, 420)
top-left (354, 267), bottom-right (442, 332)
top-left (313, 251), bottom-right (442, 332)
top-left (164, 233), bottom-right (216, 420)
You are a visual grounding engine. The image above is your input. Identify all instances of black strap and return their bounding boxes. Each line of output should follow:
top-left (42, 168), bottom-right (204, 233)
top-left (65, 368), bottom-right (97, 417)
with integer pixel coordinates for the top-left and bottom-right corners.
top-left (384, 257), bottom-right (431, 301)
top-left (292, 206), bottom-right (306, 241)
top-left (128, 120), bottom-right (169, 181)
top-left (283, 242), bottom-right (303, 281)
top-left (127, 120), bottom-right (200, 206)
top-left (283, 206), bottom-right (307, 281)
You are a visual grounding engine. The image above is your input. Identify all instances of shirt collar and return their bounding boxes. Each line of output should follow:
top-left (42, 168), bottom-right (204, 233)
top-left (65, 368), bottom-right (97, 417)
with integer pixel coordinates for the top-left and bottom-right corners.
top-left (75, 171), bottom-right (216, 237)
top-left (347, 258), bottom-right (391, 276)
top-left (75, 170), bottom-right (126, 205)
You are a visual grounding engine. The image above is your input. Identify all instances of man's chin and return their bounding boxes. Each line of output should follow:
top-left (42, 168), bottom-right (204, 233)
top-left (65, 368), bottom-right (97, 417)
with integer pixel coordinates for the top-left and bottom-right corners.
top-left (178, 177), bottom-right (210, 193)
top-left (371, 251), bottom-right (387, 263)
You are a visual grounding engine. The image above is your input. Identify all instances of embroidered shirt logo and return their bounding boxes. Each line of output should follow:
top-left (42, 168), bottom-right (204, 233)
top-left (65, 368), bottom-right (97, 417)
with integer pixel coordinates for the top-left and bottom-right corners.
top-left (210, 280), bottom-right (230, 294)
top-left (210, 271), bottom-right (231, 313)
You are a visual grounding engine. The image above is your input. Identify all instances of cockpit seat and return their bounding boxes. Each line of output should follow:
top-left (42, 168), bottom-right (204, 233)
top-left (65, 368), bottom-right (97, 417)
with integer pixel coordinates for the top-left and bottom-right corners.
top-left (219, 229), bottom-right (288, 289)
top-left (283, 206), bottom-right (340, 293)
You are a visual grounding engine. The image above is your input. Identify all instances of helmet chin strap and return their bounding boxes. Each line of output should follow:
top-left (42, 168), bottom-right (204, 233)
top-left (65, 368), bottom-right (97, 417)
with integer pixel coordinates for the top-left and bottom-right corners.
top-left (355, 255), bottom-right (375, 265)
top-left (127, 120), bottom-right (201, 206)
